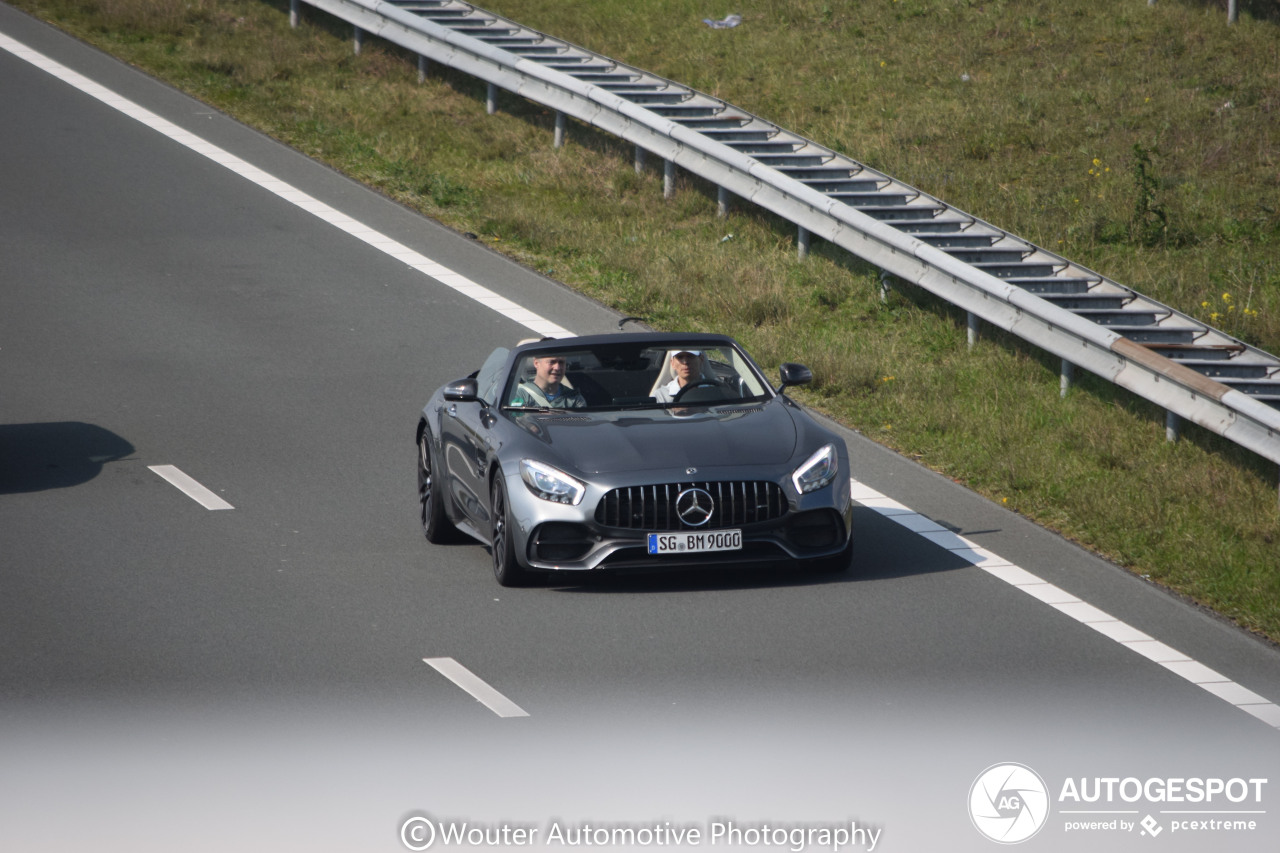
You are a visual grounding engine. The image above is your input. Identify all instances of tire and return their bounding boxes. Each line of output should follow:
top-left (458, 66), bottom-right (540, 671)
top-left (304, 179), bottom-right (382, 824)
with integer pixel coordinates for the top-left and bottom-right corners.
top-left (418, 430), bottom-right (455, 544)
top-left (490, 471), bottom-right (532, 587)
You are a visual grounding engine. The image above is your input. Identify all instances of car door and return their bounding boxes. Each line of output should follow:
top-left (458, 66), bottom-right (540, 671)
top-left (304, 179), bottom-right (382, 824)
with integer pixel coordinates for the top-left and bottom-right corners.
top-left (438, 348), bottom-right (508, 534)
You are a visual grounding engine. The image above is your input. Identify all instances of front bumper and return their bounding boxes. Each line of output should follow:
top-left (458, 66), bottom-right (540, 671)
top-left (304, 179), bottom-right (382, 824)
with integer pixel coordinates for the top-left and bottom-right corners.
top-left (505, 468), bottom-right (854, 572)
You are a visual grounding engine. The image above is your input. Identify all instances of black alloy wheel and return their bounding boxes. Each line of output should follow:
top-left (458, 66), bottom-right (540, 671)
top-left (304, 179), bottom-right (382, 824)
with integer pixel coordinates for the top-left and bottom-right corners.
top-left (490, 471), bottom-right (531, 587)
top-left (418, 431), bottom-right (454, 543)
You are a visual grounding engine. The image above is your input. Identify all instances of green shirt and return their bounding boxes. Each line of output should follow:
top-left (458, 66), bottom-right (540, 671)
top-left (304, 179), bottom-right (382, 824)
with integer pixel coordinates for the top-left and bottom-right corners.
top-left (508, 380), bottom-right (586, 409)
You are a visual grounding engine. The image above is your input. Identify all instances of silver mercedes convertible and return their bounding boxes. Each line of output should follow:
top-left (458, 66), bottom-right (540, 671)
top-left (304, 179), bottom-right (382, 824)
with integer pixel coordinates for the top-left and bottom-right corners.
top-left (416, 332), bottom-right (853, 586)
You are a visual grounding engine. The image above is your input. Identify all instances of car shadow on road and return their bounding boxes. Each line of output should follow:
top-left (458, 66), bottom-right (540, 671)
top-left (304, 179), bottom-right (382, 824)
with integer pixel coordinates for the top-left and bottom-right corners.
top-left (0, 422), bottom-right (135, 494)
top-left (546, 506), bottom-right (980, 594)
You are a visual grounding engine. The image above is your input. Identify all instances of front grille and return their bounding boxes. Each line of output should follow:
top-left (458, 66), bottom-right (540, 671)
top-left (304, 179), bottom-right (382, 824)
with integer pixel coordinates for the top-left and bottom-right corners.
top-left (594, 481), bottom-right (788, 530)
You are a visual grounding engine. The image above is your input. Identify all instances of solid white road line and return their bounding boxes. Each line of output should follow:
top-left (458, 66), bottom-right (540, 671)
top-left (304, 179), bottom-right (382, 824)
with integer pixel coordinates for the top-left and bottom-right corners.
top-left (850, 479), bottom-right (1280, 730)
top-left (424, 657), bottom-right (530, 718)
top-left (0, 32), bottom-right (573, 341)
top-left (148, 464), bottom-right (234, 510)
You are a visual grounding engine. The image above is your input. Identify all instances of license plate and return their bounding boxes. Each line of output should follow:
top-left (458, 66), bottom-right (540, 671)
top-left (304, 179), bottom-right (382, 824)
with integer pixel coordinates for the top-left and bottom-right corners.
top-left (647, 529), bottom-right (742, 555)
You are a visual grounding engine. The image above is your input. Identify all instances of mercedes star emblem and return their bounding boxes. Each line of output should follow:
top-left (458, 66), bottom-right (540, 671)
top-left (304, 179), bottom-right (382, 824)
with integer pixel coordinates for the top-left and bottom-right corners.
top-left (675, 487), bottom-right (715, 527)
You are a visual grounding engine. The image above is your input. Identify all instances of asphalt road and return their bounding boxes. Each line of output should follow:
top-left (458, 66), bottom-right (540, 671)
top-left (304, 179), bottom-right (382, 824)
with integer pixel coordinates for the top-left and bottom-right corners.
top-left (2, 5), bottom-right (1279, 852)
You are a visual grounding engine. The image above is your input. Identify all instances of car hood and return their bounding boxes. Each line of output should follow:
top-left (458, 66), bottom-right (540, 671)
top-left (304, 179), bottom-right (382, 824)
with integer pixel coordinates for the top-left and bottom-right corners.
top-left (510, 403), bottom-right (800, 475)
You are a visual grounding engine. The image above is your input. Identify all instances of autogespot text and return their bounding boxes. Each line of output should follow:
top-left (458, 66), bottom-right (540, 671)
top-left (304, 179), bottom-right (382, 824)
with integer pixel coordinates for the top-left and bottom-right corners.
top-left (1056, 775), bottom-right (1268, 840)
top-left (400, 817), bottom-right (884, 852)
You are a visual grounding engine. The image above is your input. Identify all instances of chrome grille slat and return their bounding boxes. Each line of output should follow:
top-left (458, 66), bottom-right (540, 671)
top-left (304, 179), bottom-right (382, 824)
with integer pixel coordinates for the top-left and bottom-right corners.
top-left (594, 481), bottom-right (787, 530)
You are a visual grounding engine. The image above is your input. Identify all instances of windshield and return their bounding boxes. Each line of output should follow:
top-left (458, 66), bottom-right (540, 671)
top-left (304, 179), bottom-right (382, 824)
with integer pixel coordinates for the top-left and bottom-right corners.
top-left (500, 342), bottom-right (772, 411)
top-left (474, 347), bottom-right (509, 406)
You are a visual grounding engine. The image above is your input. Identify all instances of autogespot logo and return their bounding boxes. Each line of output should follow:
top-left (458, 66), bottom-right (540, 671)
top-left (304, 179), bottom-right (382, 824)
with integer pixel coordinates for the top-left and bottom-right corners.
top-left (969, 763), bottom-right (1050, 844)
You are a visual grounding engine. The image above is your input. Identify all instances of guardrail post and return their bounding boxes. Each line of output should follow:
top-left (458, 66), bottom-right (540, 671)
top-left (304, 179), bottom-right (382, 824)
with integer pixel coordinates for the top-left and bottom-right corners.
top-left (879, 270), bottom-right (892, 303)
top-left (554, 111), bottom-right (566, 148)
top-left (290, 0), bottom-right (299, 28)
top-left (634, 146), bottom-right (645, 174)
top-left (1166, 411), bottom-right (1181, 442)
top-left (486, 82), bottom-right (497, 115)
top-left (1060, 360), bottom-right (1074, 398)
top-left (967, 312), bottom-right (979, 349)
top-left (663, 160), bottom-right (676, 199)
top-left (797, 226), bottom-right (810, 260)
top-left (717, 186), bottom-right (729, 218)
top-left (353, 27), bottom-right (363, 56)
top-left (418, 55), bottom-right (429, 83)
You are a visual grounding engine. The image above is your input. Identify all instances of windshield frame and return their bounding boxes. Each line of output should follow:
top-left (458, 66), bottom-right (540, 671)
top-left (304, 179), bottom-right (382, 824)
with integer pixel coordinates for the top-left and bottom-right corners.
top-left (498, 338), bottom-right (775, 413)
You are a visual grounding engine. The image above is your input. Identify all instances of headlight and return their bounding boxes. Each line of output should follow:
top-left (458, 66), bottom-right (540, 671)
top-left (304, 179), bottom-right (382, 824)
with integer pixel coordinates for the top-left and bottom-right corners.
top-left (520, 459), bottom-right (586, 506)
top-left (792, 444), bottom-right (838, 494)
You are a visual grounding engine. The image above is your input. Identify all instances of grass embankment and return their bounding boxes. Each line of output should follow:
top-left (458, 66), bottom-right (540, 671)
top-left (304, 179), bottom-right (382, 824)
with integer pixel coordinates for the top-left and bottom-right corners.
top-left (12, 0), bottom-right (1279, 640)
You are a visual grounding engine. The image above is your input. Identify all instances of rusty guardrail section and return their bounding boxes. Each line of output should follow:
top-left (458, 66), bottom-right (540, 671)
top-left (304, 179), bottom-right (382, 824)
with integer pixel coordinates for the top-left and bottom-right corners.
top-left (290, 0), bottom-right (1280, 476)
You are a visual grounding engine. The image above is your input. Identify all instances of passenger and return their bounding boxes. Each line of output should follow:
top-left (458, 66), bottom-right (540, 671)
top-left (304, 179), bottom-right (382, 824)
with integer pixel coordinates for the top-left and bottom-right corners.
top-left (654, 349), bottom-right (710, 403)
top-left (509, 354), bottom-right (586, 408)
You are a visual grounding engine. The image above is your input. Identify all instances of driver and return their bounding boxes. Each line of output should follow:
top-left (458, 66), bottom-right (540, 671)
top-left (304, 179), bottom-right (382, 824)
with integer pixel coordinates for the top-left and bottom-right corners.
top-left (654, 349), bottom-right (711, 403)
top-left (509, 354), bottom-right (586, 409)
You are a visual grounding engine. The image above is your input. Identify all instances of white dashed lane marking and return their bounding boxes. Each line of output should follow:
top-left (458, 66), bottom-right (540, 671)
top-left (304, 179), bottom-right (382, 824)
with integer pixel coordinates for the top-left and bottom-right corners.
top-left (851, 479), bottom-right (1280, 730)
top-left (424, 657), bottom-right (530, 718)
top-left (148, 465), bottom-right (234, 510)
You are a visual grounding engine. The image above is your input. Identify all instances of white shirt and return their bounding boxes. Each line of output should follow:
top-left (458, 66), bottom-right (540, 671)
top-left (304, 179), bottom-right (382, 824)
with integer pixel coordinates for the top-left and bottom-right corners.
top-left (653, 378), bottom-right (683, 404)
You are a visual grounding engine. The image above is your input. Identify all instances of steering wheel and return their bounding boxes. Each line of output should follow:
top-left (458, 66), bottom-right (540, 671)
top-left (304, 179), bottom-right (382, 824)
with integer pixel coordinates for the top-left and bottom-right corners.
top-left (671, 379), bottom-right (723, 402)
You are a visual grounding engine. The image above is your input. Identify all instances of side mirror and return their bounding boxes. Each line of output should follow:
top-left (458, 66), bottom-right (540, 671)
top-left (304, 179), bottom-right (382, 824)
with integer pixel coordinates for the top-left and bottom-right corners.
top-left (443, 377), bottom-right (479, 402)
top-left (778, 362), bottom-right (813, 392)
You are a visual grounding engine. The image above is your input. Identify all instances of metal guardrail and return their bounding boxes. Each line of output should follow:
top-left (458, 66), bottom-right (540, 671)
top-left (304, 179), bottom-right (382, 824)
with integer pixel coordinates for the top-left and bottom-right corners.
top-left (291, 0), bottom-right (1280, 475)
